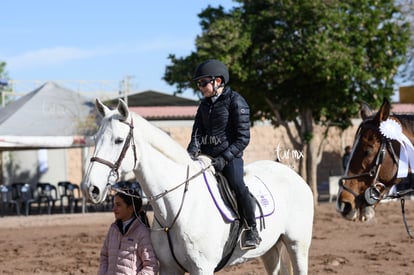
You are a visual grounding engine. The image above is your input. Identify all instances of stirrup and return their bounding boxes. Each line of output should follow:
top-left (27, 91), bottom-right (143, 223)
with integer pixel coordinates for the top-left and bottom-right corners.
top-left (239, 228), bottom-right (260, 250)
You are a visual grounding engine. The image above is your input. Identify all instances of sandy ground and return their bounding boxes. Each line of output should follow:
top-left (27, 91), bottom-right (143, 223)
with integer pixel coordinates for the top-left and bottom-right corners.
top-left (0, 200), bottom-right (414, 274)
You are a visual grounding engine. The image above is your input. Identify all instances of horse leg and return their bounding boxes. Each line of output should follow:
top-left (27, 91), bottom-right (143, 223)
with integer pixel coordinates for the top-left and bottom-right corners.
top-left (282, 236), bottom-right (310, 275)
top-left (261, 238), bottom-right (293, 275)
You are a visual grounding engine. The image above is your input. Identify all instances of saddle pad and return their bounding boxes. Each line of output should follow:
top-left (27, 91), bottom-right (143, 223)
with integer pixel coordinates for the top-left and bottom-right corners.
top-left (201, 165), bottom-right (275, 222)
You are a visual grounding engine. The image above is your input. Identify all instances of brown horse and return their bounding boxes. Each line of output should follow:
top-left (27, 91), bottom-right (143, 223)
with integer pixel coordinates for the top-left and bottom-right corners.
top-left (336, 98), bottom-right (414, 222)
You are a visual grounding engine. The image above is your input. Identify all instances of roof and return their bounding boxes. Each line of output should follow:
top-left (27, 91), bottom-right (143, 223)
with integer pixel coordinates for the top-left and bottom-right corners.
top-left (0, 136), bottom-right (94, 150)
top-left (107, 90), bottom-right (199, 107)
top-left (391, 103), bottom-right (414, 114)
top-left (0, 82), bottom-right (95, 149)
top-left (106, 90), bottom-right (199, 120)
top-left (0, 81), bottom-right (94, 136)
top-left (129, 106), bottom-right (198, 120)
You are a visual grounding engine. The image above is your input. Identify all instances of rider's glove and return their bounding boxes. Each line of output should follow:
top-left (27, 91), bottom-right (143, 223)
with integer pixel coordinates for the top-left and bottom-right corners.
top-left (212, 156), bottom-right (227, 171)
top-left (188, 151), bottom-right (200, 160)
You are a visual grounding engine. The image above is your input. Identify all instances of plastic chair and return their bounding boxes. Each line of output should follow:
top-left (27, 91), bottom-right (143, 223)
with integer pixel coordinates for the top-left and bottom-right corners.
top-left (0, 185), bottom-right (20, 216)
top-left (58, 181), bottom-right (71, 213)
top-left (66, 183), bottom-right (82, 213)
top-left (58, 181), bottom-right (82, 213)
top-left (36, 182), bottom-right (58, 214)
top-left (11, 182), bottom-right (36, 216)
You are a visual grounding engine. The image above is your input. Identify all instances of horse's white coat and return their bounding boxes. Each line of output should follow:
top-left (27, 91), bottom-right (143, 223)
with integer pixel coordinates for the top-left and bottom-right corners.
top-left (82, 99), bottom-right (314, 275)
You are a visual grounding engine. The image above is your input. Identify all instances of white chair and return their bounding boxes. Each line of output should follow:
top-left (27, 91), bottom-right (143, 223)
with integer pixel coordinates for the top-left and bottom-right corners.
top-left (329, 176), bottom-right (341, 203)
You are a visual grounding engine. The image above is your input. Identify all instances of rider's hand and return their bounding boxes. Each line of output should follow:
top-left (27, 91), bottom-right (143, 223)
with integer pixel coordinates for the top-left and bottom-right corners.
top-left (188, 151), bottom-right (200, 160)
top-left (212, 156), bottom-right (227, 171)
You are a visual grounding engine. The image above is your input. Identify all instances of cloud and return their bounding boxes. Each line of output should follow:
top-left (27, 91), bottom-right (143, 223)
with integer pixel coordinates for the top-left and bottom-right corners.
top-left (4, 37), bottom-right (194, 72)
top-left (6, 47), bottom-right (101, 71)
top-left (128, 38), bottom-right (194, 53)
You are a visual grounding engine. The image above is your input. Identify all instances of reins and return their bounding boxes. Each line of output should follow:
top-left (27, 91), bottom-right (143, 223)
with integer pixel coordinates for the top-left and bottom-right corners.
top-left (386, 190), bottom-right (414, 239)
top-left (111, 163), bottom-right (211, 203)
top-left (400, 198), bottom-right (414, 239)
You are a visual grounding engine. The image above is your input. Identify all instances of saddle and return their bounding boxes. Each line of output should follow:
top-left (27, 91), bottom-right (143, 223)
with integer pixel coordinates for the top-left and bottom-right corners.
top-left (200, 162), bottom-right (274, 224)
top-left (215, 172), bottom-right (266, 230)
top-left (197, 158), bottom-right (275, 270)
top-left (212, 172), bottom-right (243, 271)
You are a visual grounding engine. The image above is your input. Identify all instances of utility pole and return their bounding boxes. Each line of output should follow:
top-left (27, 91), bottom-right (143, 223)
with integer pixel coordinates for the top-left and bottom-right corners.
top-left (119, 75), bottom-right (135, 106)
top-left (0, 79), bottom-right (8, 107)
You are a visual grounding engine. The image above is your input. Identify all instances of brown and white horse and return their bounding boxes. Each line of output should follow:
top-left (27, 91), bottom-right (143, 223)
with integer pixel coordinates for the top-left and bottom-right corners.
top-left (337, 98), bottom-right (414, 222)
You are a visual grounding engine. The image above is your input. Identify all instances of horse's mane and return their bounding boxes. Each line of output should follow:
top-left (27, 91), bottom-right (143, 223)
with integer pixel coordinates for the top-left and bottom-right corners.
top-left (130, 112), bottom-right (191, 166)
top-left (393, 114), bottom-right (414, 134)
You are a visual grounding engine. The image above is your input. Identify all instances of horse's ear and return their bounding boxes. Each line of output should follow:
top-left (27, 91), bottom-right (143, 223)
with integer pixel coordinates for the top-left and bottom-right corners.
top-left (374, 98), bottom-right (390, 122)
top-left (117, 99), bottom-right (129, 121)
top-left (95, 98), bottom-right (110, 117)
top-left (360, 103), bottom-right (372, 119)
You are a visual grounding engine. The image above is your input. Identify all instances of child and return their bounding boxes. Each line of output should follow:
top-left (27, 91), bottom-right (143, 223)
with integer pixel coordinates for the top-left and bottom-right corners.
top-left (98, 190), bottom-right (158, 274)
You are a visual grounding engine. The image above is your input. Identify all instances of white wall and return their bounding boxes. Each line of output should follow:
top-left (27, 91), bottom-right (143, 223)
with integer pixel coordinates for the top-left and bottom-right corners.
top-left (2, 149), bottom-right (67, 186)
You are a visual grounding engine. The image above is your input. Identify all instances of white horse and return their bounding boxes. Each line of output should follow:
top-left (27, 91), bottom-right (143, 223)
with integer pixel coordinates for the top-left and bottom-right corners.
top-left (82, 99), bottom-right (314, 275)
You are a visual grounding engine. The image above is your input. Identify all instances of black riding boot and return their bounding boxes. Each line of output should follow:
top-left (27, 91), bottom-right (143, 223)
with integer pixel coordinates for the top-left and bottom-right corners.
top-left (244, 226), bottom-right (261, 248)
top-left (240, 194), bottom-right (261, 249)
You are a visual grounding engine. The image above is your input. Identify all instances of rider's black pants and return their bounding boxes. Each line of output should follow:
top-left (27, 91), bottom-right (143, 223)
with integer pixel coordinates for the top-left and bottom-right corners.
top-left (222, 157), bottom-right (256, 228)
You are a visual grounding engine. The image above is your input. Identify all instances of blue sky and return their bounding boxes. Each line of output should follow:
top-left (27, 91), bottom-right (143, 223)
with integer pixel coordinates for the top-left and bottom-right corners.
top-left (0, 1), bottom-right (236, 99)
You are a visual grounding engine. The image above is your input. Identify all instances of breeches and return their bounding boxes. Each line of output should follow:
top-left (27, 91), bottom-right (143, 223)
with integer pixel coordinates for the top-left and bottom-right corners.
top-left (222, 157), bottom-right (256, 226)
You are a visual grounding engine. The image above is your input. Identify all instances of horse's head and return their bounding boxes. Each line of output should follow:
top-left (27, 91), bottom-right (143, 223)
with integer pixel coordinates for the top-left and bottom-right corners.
top-left (337, 99), bottom-right (402, 222)
top-left (82, 98), bottom-right (138, 204)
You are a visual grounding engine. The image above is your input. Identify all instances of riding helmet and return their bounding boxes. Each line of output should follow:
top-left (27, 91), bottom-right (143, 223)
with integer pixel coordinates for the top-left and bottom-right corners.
top-left (193, 59), bottom-right (229, 84)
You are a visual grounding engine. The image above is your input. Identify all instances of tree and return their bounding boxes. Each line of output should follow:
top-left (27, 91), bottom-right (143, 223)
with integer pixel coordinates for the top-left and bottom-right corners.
top-left (395, 0), bottom-right (414, 86)
top-left (0, 61), bottom-right (6, 78)
top-left (163, 0), bottom-right (411, 204)
top-left (0, 61), bottom-right (11, 106)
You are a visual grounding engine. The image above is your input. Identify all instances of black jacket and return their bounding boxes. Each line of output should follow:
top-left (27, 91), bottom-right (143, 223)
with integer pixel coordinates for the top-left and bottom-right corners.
top-left (187, 86), bottom-right (250, 161)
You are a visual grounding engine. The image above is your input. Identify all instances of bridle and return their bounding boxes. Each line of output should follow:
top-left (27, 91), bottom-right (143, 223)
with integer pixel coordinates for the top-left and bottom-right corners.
top-left (90, 118), bottom-right (137, 184)
top-left (339, 118), bottom-right (414, 239)
top-left (339, 121), bottom-right (399, 205)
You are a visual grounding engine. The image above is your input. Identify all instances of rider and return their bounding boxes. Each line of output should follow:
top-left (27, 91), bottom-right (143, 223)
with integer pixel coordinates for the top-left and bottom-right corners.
top-left (187, 59), bottom-right (261, 249)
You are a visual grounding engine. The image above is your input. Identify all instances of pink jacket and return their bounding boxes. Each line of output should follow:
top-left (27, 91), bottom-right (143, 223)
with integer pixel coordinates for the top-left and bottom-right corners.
top-left (98, 218), bottom-right (159, 275)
